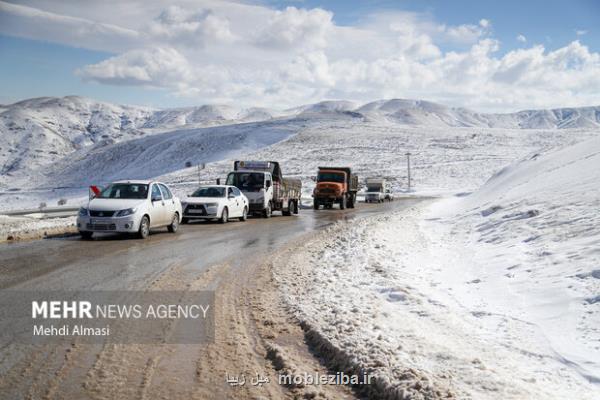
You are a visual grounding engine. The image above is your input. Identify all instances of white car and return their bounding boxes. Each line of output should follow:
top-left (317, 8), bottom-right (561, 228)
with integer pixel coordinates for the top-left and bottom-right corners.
top-left (77, 180), bottom-right (182, 239)
top-left (181, 185), bottom-right (248, 223)
top-left (365, 191), bottom-right (385, 203)
top-left (384, 189), bottom-right (395, 201)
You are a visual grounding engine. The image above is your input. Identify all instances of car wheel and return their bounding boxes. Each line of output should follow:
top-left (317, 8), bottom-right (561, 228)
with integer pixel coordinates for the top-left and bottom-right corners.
top-left (80, 231), bottom-right (93, 240)
top-left (240, 207), bottom-right (248, 221)
top-left (138, 216), bottom-right (150, 239)
top-left (220, 207), bottom-right (228, 223)
top-left (168, 213), bottom-right (179, 233)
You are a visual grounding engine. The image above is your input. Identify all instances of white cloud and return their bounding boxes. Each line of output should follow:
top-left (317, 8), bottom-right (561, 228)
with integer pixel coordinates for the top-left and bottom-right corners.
top-left (146, 5), bottom-right (235, 47)
top-left (576, 29), bottom-right (587, 36)
top-left (77, 47), bottom-right (193, 89)
top-left (254, 6), bottom-right (333, 49)
top-left (444, 18), bottom-right (490, 43)
top-left (2, 0), bottom-right (600, 111)
top-left (0, 0), bottom-right (140, 52)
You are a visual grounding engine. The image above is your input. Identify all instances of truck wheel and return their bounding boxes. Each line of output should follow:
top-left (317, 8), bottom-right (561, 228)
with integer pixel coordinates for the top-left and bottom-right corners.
top-left (349, 195), bottom-right (355, 208)
top-left (283, 201), bottom-right (292, 216)
top-left (220, 207), bottom-right (229, 223)
top-left (293, 200), bottom-right (299, 214)
top-left (263, 203), bottom-right (272, 218)
top-left (167, 213), bottom-right (179, 233)
top-left (340, 195), bottom-right (346, 210)
top-left (138, 216), bottom-right (150, 239)
top-left (313, 200), bottom-right (320, 210)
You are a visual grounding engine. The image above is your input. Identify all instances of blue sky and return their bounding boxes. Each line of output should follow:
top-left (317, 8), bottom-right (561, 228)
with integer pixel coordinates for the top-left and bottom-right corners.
top-left (0, 0), bottom-right (599, 111)
top-left (0, 35), bottom-right (173, 106)
top-left (278, 0), bottom-right (599, 52)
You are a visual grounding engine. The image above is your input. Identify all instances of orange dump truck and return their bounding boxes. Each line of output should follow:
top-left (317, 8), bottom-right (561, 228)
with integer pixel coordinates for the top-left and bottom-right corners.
top-left (313, 167), bottom-right (358, 210)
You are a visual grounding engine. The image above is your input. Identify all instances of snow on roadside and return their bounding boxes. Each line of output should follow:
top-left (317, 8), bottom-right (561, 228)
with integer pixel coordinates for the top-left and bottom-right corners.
top-left (0, 215), bottom-right (76, 242)
top-left (428, 135), bottom-right (600, 384)
top-left (274, 137), bottom-right (600, 399)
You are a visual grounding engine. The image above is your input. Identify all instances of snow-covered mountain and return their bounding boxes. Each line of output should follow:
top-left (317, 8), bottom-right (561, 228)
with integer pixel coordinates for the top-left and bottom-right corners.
top-left (355, 99), bottom-right (600, 129)
top-left (0, 96), bottom-right (153, 177)
top-left (1, 95), bottom-right (599, 198)
top-left (0, 96), bottom-right (283, 184)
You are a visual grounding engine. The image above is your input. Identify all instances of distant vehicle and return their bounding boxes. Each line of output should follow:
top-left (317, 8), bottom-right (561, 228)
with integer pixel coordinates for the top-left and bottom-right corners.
top-left (313, 167), bottom-right (358, 209)
top-left (77, 180), bottom-right (182, 239)
top-left (365, 177), bottom-right (386, 203)
top-left (226, 161), bottom-right (301, 217)
top-left (384, 186), bottom-right (395, 202)
top-left (181, 185), bottom-right (248, 224)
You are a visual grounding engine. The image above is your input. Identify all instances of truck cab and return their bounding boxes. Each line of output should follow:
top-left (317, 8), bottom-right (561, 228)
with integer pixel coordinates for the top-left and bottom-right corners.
top-left (226, 169), bottom-right (273, 216)
top-left (225, 160), bottom-right (300, 218)
top-left (313, 167), bottom-right (358, 210)
top-left (315, 169), bottom-right (347, 203)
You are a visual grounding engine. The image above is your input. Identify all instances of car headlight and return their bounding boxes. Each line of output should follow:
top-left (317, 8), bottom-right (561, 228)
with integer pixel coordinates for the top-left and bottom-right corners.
top-left (115, 208), bottom-right (136, 217)
top-left (78, 207), bottom-right (88, 217)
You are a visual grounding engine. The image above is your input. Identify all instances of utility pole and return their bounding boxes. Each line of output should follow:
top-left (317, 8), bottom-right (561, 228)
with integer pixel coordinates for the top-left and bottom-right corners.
top-left (406, 152), bottom-right (412, 192)
top-left (198, 163), bottom-right (205, 185)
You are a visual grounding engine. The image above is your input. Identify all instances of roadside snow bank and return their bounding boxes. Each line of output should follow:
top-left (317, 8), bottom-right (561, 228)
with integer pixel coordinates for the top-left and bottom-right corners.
top-left (274, 137), bottom-right (600, 399)
top-left (429, 135), bottom-right (600, 384)
top-left (0, 215), bottom-right (76, 242)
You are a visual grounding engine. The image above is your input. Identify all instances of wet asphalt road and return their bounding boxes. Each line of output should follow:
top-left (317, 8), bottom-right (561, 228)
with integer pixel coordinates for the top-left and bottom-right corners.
top-left (0, 199), bottom-right (422, 292)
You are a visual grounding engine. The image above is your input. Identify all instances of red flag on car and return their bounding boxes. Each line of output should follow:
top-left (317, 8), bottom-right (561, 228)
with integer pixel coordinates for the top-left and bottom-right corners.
top-left (90, 185), bottom-right (101, 197)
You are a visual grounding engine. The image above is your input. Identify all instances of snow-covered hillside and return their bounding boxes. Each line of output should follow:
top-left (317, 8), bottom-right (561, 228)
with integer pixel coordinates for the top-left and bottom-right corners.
top-left (41, 119), bottom-right (304, 188)
top-left (0, 96), bottom-right (153, 178)
top-left (433, 136), bottom-right (600, 383)
top-left (173, 117), bottom-right (597, 201)
top-left (1, 95), bottom-right (599, 211)
top-left (274, 136), bottom-right (600, 399)
top-left (0, 96), bottom-right (280, 187)
top-left (356, 99), bottom-right (600, 129)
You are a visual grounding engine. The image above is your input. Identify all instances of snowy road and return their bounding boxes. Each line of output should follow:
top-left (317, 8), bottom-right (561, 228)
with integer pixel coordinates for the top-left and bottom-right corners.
top-left (0, 198), bottom-right (423, 399)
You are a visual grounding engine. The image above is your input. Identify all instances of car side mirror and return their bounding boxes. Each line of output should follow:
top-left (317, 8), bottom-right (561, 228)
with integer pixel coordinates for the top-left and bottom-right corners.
top-left (228, 194), bottom-right (235, 199)
top-left (152, 195), bottom-right (161, 202)
top-left (266, 181), bottom-right (271, 188)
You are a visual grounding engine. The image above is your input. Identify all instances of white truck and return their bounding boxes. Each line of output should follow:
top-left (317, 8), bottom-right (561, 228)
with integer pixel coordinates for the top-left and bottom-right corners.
top-left (225, 161), bottom-right (301, 218)
top-left (365, 177), bottom-right (389, 203)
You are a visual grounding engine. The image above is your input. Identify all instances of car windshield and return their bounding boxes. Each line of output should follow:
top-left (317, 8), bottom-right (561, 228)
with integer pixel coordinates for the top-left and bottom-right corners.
top-left (98, 183), bottom-right (149, 199)
top-left (226, 172), bottom-right (264, 192)
top-left (190, 187), bottom-right (226, 197)
top-left (367, 186), bottom-right (382, 192)
top-left (318, 172), bottom-right (345, 183)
